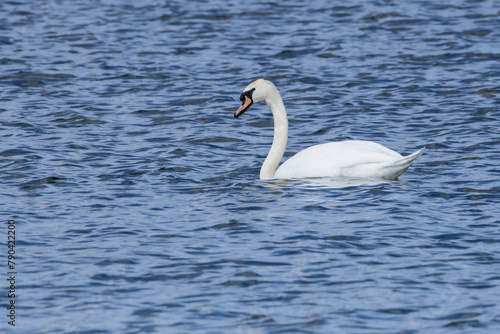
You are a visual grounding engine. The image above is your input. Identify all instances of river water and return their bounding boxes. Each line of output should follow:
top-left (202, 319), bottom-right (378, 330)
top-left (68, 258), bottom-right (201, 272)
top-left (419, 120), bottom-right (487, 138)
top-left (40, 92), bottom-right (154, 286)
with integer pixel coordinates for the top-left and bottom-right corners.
top-left (1, 0), bottom-right (500, 333)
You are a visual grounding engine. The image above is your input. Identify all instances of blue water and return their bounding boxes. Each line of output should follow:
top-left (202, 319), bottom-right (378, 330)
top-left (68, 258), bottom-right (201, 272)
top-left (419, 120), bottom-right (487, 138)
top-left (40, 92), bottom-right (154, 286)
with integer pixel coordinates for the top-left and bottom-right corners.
top-left (1, 0), bottom-right (500, 333)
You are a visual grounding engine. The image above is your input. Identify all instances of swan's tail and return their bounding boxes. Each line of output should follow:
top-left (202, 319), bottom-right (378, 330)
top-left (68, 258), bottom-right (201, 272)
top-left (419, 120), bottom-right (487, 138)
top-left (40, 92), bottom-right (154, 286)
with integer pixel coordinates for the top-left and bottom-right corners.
top-left (380, 147), bottom-right (425, 180)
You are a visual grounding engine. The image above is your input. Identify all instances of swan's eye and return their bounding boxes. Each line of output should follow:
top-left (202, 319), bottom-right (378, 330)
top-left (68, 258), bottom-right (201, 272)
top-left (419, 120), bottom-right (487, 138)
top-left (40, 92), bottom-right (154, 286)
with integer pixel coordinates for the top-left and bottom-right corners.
top-left (240, 88), bottom-right (255, 101)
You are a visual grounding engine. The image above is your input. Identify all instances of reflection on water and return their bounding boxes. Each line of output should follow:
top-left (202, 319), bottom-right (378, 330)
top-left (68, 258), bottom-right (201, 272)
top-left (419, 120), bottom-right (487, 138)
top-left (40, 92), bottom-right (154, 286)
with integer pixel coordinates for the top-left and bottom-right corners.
top-left (266, 177), bottom-right (396, 189)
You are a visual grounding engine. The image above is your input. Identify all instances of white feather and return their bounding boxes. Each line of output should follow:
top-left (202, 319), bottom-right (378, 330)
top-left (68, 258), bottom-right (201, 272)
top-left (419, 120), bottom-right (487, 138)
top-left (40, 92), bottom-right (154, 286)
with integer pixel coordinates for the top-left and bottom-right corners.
top-left (235, 79), bottom-right (424, 180)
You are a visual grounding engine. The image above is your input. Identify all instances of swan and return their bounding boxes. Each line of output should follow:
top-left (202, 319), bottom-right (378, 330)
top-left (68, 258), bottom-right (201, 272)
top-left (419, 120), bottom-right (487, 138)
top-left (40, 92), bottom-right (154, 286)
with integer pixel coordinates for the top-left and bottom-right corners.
top-left (234, 79), bottom-right (425, 180)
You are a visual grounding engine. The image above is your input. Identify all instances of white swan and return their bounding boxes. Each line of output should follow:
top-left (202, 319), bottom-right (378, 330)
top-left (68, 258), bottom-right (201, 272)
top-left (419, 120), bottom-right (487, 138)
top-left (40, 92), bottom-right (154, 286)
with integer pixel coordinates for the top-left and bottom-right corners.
top-left (234, 79), bottom-right (425, 180)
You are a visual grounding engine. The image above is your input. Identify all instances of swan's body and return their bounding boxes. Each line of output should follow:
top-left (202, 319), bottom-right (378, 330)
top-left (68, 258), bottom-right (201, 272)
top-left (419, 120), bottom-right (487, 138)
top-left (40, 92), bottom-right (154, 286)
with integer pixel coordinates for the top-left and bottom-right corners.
top-left (234, 79), bottom-right (424, 180)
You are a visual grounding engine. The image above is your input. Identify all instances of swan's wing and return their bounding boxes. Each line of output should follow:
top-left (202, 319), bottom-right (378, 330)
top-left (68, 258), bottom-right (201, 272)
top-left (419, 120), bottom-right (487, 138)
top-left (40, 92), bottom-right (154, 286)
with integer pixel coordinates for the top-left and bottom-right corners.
top-left (275, 141), bottom-right (421, 179)
top-left (364, 146), bottom-right (425, 179)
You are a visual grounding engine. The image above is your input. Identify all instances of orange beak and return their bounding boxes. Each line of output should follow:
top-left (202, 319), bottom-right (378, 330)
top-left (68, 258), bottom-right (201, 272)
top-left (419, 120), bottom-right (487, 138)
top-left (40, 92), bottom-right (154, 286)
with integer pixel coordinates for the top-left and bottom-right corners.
top-left (234, 95), bottom-right (253, 118)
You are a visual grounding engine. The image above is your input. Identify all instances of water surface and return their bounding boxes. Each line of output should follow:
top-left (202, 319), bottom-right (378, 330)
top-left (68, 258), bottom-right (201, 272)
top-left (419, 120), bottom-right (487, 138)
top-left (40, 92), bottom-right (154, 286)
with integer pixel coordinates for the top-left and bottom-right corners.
top-left (1, 0), bottom-right (500, 333)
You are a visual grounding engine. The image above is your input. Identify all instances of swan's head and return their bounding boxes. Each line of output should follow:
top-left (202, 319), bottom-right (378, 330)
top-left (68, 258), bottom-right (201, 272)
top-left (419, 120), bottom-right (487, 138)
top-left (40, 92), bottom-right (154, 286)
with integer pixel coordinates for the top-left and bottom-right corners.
top-left (234, 79), bottom-right (276, 118)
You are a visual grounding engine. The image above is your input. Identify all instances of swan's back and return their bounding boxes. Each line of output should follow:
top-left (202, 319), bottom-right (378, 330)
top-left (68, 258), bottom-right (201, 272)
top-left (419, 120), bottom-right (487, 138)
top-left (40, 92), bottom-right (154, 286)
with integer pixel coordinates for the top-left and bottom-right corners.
top-left (275, 140), bottom-right (424, 180)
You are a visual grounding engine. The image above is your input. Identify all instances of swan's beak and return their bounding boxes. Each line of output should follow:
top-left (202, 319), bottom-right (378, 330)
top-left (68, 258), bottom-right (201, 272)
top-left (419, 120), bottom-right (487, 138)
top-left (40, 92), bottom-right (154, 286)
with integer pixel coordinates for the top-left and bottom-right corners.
top-left (234, 88), bottom-right (255, 118)
top-left (235, 96), bottom-right (253, 118)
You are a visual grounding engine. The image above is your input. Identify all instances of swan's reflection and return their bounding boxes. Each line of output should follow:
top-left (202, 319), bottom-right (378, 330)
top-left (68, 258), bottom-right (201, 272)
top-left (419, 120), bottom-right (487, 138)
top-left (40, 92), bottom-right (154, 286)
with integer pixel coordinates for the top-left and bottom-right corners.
top-left (264, 177), bottom-right (396, 189)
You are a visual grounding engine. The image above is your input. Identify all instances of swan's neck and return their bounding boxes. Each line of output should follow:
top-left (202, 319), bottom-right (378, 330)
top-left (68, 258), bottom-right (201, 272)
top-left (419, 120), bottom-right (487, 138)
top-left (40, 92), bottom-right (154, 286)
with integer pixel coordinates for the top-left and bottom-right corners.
top-left (260, 91), bottom-right (288, 180)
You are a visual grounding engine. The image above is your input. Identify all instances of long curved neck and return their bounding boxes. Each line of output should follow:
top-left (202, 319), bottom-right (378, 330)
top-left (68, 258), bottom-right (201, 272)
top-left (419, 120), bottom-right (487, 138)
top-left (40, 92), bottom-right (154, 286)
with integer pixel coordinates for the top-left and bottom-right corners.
top-left (260, 90), bottom-right (288, 180)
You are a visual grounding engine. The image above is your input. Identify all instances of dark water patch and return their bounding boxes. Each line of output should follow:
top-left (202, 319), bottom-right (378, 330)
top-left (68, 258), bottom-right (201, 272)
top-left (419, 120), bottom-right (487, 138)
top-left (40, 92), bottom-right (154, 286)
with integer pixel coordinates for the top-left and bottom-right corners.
top-left (95, 259), bottom-right (137, 266)
top-left (284, 234), bottom-right (319, 241)
top-left (235, 271), bottom-right (260, 277)
top-left (221, 279), bottom-right (261, 287)
top-left (210, 221), bottom-right (249, 230)
top-left (0, 148), bottom-right (33, 156)
top-left (432, 233), bottom-right (471, 241)
top-left (0, 57), bottom-right (25, 64)
top-left (377, 308), bottom-right (416, 315)
top-left (0, 71), bottom-right (75, 86)
top-left (442, 320), bottom-right (483, 328)
top-left (51, 115), bottom-right (107, 126)
top-left (19, 176), bottom-right (68, 189)
top-left (323, 235), bottom-right (362, 241)
top-left (437, 312), bottom-right (482, 321)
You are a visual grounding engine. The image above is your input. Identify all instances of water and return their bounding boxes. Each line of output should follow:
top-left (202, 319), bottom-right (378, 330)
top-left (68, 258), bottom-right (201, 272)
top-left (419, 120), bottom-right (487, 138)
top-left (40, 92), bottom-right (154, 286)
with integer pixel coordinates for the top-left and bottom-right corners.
top-left (1, 0), bottom-right (500, 333)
